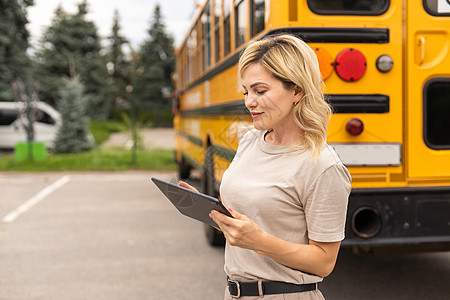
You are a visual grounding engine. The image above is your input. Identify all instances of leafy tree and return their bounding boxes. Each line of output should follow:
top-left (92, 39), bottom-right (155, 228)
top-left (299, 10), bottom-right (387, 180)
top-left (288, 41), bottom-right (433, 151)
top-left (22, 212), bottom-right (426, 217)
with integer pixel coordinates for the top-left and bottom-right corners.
top-left (133, 4), bottom-right (175, 125)
top-left (106, 9), bottom-right (131, 115)
top-left (33, 0), bottom-right (113, 119)
top-left (54, 76), bottom-right (93, 153)
top-left (0, 0), bottom-right (33, 100)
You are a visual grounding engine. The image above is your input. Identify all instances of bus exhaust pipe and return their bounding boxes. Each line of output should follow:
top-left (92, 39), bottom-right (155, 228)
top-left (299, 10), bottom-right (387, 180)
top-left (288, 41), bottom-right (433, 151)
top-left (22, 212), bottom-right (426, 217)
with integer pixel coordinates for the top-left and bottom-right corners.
top-left (351, 206), bottom-right (382, 239)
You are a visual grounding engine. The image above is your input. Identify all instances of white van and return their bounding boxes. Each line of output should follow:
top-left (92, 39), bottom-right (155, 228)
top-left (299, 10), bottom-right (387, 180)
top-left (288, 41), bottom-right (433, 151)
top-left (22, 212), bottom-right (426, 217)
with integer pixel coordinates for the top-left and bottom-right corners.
top-left (0, 101), bottom-right (61, 149)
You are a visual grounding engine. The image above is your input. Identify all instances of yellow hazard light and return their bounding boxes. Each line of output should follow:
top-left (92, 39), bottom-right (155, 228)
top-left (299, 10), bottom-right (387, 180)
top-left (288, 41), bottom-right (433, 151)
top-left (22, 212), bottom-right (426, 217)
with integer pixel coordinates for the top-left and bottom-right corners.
top-left (313, 48), bottom-right (334, 80)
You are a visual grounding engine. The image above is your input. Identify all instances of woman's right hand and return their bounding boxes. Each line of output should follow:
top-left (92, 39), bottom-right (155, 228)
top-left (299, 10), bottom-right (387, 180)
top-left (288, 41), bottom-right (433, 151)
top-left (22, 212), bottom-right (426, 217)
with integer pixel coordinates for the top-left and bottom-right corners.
top-left (178, 180), bottom-right (199, 193)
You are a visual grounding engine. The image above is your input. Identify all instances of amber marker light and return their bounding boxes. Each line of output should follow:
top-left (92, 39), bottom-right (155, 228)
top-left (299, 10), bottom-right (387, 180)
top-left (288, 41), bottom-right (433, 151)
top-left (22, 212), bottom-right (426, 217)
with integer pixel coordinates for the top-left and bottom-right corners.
top-left (346, 118), bottom-right (364, 136)
top-left (313, 48), bottom-right (334, 80)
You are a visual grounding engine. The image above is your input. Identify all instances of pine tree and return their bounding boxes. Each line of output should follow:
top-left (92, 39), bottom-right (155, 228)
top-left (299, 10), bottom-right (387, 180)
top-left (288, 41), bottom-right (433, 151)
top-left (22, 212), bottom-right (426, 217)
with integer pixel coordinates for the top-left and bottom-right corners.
top-left (33, 0), bottom-right (113, 119)
top-left (54, 76), bottom-right (93, 153)
top-left (106, 9), bottom-right (131, 114)
top-left (0, 0), bottom-right (33, 100)
top-left (133, 5), bottom-right (175, 125)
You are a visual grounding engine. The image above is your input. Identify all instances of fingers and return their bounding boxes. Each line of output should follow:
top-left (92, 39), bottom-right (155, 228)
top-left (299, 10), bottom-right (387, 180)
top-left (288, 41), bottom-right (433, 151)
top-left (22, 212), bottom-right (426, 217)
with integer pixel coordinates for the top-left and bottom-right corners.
top-left (227, 207), bottom-right (242, 219)
top-left (209, 210), bottom-right (234, 239)
top-left (178, 180), bottom-right (199, 193)
top-left (210, 209), bottom-right (232, 224)
top-left (210, 210), bottom-right (249, 248)
top-left (209, 209), bottom-right (263, 249)
top-left (212, 225), bottom-right (222, 232)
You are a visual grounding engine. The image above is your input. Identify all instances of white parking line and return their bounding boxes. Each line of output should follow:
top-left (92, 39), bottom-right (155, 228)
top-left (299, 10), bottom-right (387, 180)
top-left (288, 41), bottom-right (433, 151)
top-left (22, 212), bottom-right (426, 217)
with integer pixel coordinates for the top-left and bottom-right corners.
top-left (2, 175), bottom-right (71, 223)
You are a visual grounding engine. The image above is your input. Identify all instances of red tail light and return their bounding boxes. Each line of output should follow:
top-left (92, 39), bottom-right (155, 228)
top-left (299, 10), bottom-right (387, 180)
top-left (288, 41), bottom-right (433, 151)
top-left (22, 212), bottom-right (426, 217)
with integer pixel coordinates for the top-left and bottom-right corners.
top-left (335, 48), bottom-right (367, 82)
top-left (346, 118), bottom-right (364, 136)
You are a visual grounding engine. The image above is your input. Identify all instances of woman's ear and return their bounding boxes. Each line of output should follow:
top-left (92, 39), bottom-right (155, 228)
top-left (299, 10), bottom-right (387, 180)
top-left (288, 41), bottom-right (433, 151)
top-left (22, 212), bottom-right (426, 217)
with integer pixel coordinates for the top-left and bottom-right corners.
top-left (293, 86), bottom-right (304, 102)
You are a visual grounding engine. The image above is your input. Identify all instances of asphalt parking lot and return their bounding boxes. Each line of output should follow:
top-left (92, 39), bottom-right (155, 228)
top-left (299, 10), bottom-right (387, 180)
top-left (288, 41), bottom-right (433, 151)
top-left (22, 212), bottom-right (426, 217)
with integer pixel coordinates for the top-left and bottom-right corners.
top-left (1, 171), bottom-right (449, 300)
top-left (0, 171), bottom-right (226, 300)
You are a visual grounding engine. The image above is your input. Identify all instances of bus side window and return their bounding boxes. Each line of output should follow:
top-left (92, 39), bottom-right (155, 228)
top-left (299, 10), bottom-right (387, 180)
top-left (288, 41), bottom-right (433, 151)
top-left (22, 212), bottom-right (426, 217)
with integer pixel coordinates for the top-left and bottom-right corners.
top-left (250, 0), bottom-right (265, 37)
top-left (214, 0), bottom-right (222, 63)
top-left (202, 1), bottom-right (211, 70)
top-left (223, 0), bottom-right (232, 56)
top-left (235, 0), bottom-right (246, 48)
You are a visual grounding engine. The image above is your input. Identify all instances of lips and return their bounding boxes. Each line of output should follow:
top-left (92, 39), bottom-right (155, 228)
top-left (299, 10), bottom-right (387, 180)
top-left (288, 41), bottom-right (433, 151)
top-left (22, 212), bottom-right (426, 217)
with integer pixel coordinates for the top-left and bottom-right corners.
top-left (251, 112), bottom-right (263, 119)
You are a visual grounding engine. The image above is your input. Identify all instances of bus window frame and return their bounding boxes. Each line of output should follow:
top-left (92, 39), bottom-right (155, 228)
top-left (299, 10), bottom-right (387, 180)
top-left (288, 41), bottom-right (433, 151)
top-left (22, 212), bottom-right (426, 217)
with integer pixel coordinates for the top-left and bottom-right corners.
top-left (306, 0), bottom-right (391, 16)
top-left (185, 43), bottom-right (190, 85)
top-left (234, 0), bottom-right (246, 49)
top-left (187, 25), bottom-right (199, 83)
top-left (423, 77), bottom-right (450, 150)
top-left (250, 0), bottom-right (265, 38)
top-left (196, 21), bottom-right (202, 79)
top-left (214, 0), bottom-right (223, 63)
top-left (223, 0), bottom-right (232, 57)
top-left (202, 1), bottom-right (212, 71)
top-left (423, 0), bottom-right (450, 16)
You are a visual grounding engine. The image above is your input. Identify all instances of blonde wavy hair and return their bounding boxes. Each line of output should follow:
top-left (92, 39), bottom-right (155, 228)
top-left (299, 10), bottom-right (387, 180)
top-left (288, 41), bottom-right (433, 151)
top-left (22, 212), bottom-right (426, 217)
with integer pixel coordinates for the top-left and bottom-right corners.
top-left (238, 34), bottom-right (332, 158)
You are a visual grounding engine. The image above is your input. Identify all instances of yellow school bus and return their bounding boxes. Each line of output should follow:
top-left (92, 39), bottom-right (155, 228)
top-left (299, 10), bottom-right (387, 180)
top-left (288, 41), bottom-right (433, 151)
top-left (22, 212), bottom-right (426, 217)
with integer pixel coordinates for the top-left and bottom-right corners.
top-left (173, 0), bottom-right (450, 252)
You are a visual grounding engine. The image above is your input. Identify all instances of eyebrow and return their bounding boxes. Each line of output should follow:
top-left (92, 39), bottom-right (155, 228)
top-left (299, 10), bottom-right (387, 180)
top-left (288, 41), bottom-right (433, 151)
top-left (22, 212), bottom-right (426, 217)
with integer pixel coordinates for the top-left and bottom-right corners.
top-left (242, 82), bottom-right (268, 89)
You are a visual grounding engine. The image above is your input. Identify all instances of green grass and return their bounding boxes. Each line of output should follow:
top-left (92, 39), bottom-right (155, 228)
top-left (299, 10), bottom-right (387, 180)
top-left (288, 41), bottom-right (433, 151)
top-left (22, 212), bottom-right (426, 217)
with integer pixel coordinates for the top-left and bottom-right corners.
top-left (89, 120), bottom-right (128, 145)
top-left (0, 147), bottom-right (177, 172)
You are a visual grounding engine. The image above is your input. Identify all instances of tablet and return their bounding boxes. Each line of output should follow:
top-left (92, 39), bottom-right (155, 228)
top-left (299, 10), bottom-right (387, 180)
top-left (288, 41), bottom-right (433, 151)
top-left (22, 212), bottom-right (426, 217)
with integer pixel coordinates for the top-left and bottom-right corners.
top-left (151, 177), bottom-right (232, 228)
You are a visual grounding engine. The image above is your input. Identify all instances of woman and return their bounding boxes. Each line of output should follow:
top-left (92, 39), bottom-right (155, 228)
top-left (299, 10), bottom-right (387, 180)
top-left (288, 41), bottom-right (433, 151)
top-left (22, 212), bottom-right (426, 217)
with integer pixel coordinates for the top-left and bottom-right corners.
top-left (181, 34), bottom-right (351, 299)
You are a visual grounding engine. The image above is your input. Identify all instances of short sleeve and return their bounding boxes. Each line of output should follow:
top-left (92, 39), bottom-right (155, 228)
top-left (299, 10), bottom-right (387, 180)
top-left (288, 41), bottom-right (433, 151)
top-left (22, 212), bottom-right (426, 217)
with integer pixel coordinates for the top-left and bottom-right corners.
top-left (228, 129), bottom-right (258, 166)
top-left (304, 163), bottom-right (352, 242)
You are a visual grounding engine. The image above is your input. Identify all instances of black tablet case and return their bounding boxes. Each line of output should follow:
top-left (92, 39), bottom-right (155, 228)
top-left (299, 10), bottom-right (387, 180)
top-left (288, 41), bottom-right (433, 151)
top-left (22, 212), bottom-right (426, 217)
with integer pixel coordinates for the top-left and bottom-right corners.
top-left (151, 177), bottom-right (232, 228)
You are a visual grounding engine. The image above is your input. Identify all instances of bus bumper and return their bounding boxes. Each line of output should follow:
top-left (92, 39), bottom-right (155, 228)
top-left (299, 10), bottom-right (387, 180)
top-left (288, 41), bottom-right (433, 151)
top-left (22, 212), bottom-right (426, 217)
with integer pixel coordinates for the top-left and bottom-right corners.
top-left (342, 186), bottom-right (450, 253)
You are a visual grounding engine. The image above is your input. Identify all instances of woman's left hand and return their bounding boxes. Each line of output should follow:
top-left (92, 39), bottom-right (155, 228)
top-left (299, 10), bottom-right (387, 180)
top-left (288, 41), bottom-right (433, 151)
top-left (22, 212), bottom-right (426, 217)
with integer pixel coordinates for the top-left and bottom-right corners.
top-left (209, 208), bottom-right (265, 252)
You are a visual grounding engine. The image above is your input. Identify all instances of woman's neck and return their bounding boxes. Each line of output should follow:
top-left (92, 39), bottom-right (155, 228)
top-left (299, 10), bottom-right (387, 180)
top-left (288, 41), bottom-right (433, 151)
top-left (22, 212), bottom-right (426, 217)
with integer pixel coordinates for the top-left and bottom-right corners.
top-left (264, 124), bottom-right (303, 147)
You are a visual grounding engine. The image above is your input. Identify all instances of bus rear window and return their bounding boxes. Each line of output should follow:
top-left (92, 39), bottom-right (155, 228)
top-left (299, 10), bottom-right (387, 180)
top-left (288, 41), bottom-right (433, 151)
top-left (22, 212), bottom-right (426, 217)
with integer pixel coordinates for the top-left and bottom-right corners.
top-left (424, 79), bottom-right (450, 149)
top-left (424, 0), bottom-right (450, 16)
top-left (308, 0), bottom-right (390, 15)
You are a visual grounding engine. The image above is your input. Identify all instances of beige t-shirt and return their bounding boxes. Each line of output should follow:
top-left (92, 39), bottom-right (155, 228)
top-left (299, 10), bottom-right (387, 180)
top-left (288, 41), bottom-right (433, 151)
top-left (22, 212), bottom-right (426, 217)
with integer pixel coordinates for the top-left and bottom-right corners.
top-left (220, 129), bottom-right (351, 285)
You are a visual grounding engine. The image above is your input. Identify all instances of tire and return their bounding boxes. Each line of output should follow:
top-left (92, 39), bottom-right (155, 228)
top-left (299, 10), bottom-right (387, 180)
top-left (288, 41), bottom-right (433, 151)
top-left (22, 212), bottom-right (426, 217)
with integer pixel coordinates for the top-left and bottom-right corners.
top-left (204, 223), bottom-right (225, 246)
top-left (203, 145), bottom-right (226, 246)
top-left (177, 159), bottom-right (191, 180)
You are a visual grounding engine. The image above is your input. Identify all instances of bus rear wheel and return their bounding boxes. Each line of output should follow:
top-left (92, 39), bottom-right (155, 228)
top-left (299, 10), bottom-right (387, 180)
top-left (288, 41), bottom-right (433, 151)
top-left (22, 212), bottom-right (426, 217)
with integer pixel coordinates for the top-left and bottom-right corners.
top-left (203, 145), bottom-right (226, 247)
top-left (177, 159), bottom-right (191, 179)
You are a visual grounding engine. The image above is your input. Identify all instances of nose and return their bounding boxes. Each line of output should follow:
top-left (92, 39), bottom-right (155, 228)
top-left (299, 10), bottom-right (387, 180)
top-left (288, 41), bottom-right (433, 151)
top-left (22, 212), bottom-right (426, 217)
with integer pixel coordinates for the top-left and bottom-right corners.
top-left (244, 93), bottom-right (257, 110)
